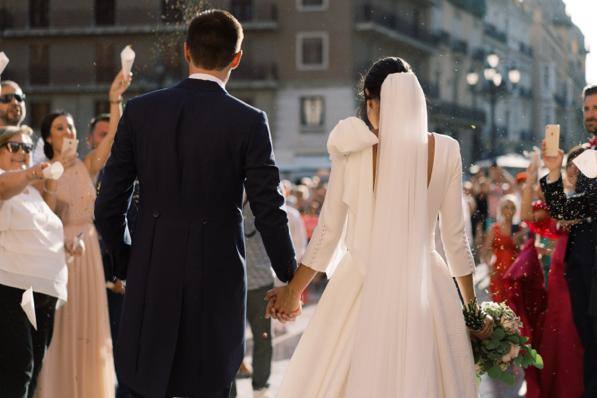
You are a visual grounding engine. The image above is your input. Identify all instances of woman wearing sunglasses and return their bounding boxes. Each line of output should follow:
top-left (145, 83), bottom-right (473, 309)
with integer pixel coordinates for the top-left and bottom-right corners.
top-left (34, 71), bottom-right (132, 398)
top-left (0, 125), bottom-right (68, 398)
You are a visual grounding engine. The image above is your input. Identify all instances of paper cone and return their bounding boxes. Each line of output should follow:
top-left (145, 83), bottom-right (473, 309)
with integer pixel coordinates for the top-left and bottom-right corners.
top-left (21, 287), bottom-right (37, 330)
top-left (573, 149), bottom-right (597, 178)
top-left (42, 162), bottom-right (64, 180)
top-left (0, 52), bottom-right (9, 75)
top-left (121, 45), bottom-right (135, 78)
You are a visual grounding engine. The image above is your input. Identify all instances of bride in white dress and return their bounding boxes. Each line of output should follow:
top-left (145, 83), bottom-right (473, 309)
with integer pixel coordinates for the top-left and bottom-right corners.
top-left (266, 58), bottom-right (492, 397)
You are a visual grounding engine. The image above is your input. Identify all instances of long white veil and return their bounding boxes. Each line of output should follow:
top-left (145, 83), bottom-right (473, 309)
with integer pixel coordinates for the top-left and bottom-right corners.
top-left (346, 72), bottom-right (436, 396)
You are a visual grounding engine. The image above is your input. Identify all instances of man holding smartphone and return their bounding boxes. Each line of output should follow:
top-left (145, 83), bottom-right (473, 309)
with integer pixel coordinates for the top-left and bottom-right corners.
top-left (541, 84), bottom-right (597, 397)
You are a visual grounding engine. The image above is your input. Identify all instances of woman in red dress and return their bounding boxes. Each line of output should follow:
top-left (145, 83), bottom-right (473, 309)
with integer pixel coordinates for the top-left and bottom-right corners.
top-left (483, 195), bottom-right (525, 303)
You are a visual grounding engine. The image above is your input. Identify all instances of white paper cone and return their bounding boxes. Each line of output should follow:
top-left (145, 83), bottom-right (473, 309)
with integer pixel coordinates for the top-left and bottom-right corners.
top-left (0, 52), bottom-right (8, 96)
top-left (42, 162), bottom-right (64, 180)
top-left (120, 45), bottom-right (135, 78)
top-left (0, 52), bottom-right (8, 75)
top-left (21, 287), bottom-right (37, 330)
top-left (573, 149), bottom-right (597, 178)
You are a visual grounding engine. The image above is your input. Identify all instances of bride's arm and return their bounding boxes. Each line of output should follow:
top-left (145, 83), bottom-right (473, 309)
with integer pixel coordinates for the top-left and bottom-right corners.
top-left (267, 153), bottom-right (349, 319)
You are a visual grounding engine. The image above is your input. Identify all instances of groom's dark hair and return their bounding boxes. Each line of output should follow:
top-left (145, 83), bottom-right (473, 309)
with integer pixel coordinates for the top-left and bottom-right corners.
top-left (186, 9), bottom-right (244, 70)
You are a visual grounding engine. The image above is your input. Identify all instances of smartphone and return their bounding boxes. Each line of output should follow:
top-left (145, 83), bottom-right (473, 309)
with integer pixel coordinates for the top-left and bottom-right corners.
top-left (62, 138), bottom-right (78, 157)
top-left (544, 124), bottom-right (560, 157)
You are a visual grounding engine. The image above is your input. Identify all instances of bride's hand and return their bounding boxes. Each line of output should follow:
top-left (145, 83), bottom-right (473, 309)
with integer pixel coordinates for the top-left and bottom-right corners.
top-left (265, 286), bottom-right (302, 322)
top-left (470, 315), bottom-right (494, 340)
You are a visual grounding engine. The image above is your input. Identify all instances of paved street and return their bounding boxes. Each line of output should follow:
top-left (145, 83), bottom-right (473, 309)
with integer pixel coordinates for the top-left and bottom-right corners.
top-left (236, 264), bottom-right (525, 397)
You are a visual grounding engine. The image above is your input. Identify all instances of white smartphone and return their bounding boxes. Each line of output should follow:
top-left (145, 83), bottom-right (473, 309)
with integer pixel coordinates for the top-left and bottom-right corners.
top-left (62, 138), bottom-right (78, 157)
top-left (544, 124), bottom-right (560, 157)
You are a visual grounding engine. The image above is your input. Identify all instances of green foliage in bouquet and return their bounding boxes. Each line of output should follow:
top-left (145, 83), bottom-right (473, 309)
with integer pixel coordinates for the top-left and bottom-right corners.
top-left (463, 301), bottom-right (543, 386)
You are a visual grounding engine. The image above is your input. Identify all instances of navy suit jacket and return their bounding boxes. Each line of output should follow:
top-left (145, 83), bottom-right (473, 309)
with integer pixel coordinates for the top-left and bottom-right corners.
top-left (95, 78), bottom-right (296, 397)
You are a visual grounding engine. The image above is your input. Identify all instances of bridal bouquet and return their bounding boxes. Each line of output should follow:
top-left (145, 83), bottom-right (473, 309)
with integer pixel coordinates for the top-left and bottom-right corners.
top-left (463, 300), bottom-right (543, 385)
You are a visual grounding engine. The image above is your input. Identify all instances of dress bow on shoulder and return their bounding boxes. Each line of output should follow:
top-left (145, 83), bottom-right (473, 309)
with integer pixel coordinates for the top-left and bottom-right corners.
top-left (327, 117), bottom-right (378, 158)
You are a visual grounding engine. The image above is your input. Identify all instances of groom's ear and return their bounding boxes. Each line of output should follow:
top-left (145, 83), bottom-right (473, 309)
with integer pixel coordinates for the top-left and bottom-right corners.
top-left (229, 50), bottom-right (243, 70)
top-left (183, 42), bottom-right (192, 65)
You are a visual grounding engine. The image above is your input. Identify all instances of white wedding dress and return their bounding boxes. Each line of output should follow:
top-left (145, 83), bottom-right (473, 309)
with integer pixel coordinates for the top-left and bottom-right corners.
top-left (278, 73), bottom-right (478, 397)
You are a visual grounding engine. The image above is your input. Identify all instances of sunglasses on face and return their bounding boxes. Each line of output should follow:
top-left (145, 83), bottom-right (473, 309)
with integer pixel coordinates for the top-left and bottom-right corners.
top-left (2, 142), bottom-right (33, 154)
top-left (0, 93), bottom-right (26, 104)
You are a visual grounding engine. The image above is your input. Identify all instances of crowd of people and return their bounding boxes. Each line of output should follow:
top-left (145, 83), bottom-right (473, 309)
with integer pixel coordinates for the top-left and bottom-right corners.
top-left (0, 53), bottom-right (594, 398)
top-left (462, 84), bottom-right (596, 398)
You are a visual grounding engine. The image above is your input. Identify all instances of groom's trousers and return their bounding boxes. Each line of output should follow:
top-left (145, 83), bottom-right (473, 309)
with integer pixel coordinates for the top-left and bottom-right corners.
top-left (130, 385), bottom-right (232, 398)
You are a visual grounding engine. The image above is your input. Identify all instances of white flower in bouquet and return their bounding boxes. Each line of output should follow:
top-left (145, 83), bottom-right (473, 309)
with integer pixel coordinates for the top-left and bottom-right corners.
top-left (501, 344), bottom-right (521, 363)
top-left (502, 317), bottom-right (521, 334)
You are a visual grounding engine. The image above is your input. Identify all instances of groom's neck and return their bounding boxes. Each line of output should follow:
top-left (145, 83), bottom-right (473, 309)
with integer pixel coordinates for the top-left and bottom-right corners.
top-left (188, 65), bottom-right (229, 85)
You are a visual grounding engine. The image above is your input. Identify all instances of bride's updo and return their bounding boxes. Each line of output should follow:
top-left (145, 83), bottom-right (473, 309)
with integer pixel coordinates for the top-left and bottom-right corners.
top-left (359, 57), bottom-right (411, 127)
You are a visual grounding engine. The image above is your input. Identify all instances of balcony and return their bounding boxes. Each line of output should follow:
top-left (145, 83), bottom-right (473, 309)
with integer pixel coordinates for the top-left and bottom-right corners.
top-left (451, 38), bottom-right (468, 54)
top-left (229, 3), bottom-right (278, 30)
top-left (355, 3), bottom-right (436, 53)
top-left (483, 23), bottom-right (507, 44)
top-left (229, 62), bottom-right (278, 89)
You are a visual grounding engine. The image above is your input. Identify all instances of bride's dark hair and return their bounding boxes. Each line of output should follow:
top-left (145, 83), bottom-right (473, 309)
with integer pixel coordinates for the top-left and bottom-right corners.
top-left (359, 57), bottom-right (411, 127)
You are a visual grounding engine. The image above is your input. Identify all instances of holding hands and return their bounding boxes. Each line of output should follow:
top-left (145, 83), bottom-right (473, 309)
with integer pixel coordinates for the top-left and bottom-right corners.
top-left (265, 285), bottom-right (303, 323)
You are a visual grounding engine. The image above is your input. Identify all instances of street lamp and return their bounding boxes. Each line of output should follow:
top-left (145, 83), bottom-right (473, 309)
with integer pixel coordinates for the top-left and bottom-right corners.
top-left (467, 53), bottom-right (521, 158)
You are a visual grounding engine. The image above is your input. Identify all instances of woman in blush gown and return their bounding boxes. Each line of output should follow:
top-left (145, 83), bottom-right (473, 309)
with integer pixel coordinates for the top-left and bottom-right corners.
top-left (35, 72), bottom-right (131, 398)
top-left (266, 57), bottom-right (493, 398)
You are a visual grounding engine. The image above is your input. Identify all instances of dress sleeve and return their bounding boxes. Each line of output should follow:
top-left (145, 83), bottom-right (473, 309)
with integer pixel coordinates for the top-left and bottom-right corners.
top-left (301, 154), bottom-right (349, 273)
top-left (438, 141), bottom-right (476, 277)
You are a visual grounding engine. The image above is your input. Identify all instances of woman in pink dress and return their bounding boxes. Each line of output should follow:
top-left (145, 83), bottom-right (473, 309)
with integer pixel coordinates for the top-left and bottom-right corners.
top-left (35, 72), bottom-right (131, 398)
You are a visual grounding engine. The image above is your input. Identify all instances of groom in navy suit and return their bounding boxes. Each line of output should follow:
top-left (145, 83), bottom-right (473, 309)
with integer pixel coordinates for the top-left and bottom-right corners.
top-left (95, 10), bottom-right (296, 398)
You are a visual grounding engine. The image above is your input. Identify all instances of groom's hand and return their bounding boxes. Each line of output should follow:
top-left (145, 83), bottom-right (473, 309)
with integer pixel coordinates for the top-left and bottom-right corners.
top-left (264, 286), bottom-right (302, 322)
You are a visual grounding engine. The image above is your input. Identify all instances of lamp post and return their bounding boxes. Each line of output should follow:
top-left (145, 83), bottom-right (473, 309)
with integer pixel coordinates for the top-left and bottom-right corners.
top-left (467, 53), bottom-right (520, 159)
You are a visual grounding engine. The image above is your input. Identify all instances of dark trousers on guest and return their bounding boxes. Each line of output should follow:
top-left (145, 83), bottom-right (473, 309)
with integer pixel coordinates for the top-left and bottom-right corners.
top-left (566, 257), bottom-right (597, 398)
top-left (131, 385), bottom-right (232, 398)
top-left (231, 284), bottom-right (273, 397)
top-left (107, 288), bottom-right (135, 398)
top-left (247, 284), bottom-right (273, 390)
top-left (0, 283), bottom-right (57, 398)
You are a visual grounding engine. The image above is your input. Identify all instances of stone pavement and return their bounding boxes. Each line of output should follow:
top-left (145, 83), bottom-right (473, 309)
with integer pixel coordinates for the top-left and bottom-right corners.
top-left (236, 263), bottom-right (525, 397)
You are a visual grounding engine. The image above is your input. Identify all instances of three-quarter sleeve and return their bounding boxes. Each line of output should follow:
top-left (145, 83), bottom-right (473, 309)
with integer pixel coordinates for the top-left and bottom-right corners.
top-left (301, 154), bottom-right (349, 273)
top-left (438, 141), bottom-right (476, 277)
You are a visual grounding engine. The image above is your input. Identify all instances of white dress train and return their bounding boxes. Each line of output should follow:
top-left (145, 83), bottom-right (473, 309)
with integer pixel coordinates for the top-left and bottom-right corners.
top-left (278, 117), bottom-right (478, 397)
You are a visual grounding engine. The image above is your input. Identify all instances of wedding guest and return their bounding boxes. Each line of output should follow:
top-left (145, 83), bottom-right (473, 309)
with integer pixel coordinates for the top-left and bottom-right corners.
top-left (282, 180), bottom-right (307, 261)
top-left (0, 81), bottom-right (26, 127)
top-left (234, 200), bottom-right (276, 398)
top-left (518, 148), bottom-right (585, 398)
top-left (540, 84), bottom-right (597, 397)
top-left (482, 195), bottom-right (526, 303)
top-left (35, 71), bottom-right (131, 398)
top-left (0, 125), bottom-right (67, 398)
top-left (90, 112), bottom-right (137, 398)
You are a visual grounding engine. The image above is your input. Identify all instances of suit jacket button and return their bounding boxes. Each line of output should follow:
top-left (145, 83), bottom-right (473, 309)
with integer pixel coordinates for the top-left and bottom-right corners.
top-left (152, 211), bottom-right (160, 219)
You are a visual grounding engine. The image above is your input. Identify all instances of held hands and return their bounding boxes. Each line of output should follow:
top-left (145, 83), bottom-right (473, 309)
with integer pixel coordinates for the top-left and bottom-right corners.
top-left (109, 71), bottom-right (133, 103)
top-left (265, 285), bottom-right (303, 323)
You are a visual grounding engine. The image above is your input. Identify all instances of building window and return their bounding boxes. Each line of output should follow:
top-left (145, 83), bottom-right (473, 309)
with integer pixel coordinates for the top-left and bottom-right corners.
top-left (297, 0), bottom-right (328, 11)
top-left (95, 0), bottom-right (115, 26)
top-left (231, 0), bottom-right (253, 21)
top-left (296, 32), bottom-right (329, 71)
top-left (29, 0), bottom-right (49, 28)
top-left (29, 44), bottom-right (49, 85)
top-left (161, 0), bottom-right (183, 23)
top-left (30, 101), bottom-right (50, 130)
top-left (300, 96), bottom-right (325, 129)
top-left (95, 43), bottom-right (115, 83)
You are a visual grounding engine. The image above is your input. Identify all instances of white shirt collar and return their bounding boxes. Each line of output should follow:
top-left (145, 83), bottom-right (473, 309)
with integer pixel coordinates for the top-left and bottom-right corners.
top-left (188, 73), bottom-right (226, 89)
